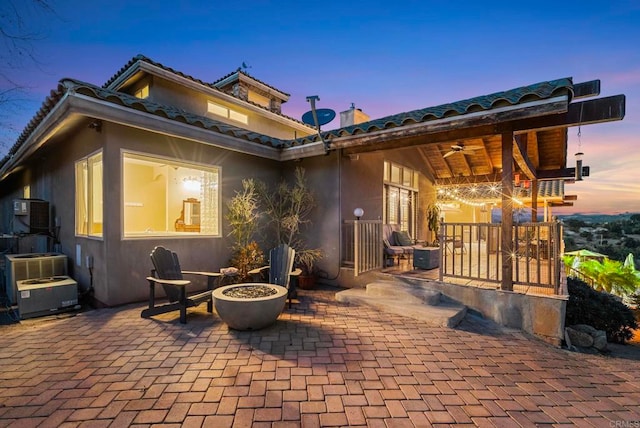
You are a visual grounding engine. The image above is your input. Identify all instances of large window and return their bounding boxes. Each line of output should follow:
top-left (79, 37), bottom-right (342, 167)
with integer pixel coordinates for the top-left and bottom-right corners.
top-left (122, 152), bottom-right (220, 237)
top-left (75, 151), bottom-right (103, 237)
top-left (383, 161), bottom-right (418, 235)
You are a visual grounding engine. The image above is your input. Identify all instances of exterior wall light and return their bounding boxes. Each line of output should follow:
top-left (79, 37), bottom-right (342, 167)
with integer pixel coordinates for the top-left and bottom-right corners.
top-left (353, 208), bottom-right (364, 220)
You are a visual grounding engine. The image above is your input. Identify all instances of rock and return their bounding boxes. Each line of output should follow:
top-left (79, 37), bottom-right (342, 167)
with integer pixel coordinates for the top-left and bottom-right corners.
top-left (592, 330), bottom-right (608, 351)
top-left (565, 326), bottom-right (594, 348)
top-left (573, 324), bottom-right (598, 335)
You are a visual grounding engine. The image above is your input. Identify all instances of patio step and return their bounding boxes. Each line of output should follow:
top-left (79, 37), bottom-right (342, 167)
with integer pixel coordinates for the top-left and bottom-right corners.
top-left (335, 280), bottom-right (467, 328)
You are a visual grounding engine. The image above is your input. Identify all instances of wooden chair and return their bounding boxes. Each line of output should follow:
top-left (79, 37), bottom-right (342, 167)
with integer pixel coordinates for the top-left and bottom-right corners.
top-left (248, 244), bottom-right (301, 308)
top-left (142, 246), bottom-right (224, 324)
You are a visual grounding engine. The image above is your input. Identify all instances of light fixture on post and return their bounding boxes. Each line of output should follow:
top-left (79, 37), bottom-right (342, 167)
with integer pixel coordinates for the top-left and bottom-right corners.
top-left (353, 207), bottom-right (364, 220)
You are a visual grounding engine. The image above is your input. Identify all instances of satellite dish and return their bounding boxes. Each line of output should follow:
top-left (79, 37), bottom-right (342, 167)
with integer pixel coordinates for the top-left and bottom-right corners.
top-left (302, 108), bottom-right (336, 127)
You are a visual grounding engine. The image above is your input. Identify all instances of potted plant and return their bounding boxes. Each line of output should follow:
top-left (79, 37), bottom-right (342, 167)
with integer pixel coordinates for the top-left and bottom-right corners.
top-left (257, 167), bottom-right (323, 287)
top-left (296, 248), bottom-right (323, 289)
top-left (426, 203), bottom-right (441, 246)
top-left (226, 179), bottom-right (264, 280)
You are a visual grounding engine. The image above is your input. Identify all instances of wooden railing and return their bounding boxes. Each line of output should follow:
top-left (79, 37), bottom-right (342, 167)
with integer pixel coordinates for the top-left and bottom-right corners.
top-left (439, 221), bottom-right (564, 295)
top-left (342, 220), bottom-right (383, 276)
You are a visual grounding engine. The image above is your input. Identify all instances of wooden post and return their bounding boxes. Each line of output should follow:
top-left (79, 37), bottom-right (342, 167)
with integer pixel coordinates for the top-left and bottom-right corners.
top-left (530, 179), bottom-right (538, 222)
top-left (501, 131), bottom-right (514, 291)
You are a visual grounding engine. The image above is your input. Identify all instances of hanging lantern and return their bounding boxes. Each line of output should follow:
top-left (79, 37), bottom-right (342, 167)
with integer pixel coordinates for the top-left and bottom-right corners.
top-left (575, 152), bottom-right (584, 181)
top-left (523, 180), bottom-right (530, 189)
top-left (514, 173), bottom-right (521, 187)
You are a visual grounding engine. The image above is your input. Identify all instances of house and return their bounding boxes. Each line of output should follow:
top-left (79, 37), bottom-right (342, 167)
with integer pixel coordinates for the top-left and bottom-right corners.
top-left (0, 55), bottom-right (625, 341)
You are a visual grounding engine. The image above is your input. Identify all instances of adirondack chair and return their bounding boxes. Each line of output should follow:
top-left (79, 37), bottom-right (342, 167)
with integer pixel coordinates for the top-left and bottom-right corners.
top-left (142, 246), bottom-right (225, 324)
top-left (248, 244), bottom-right (301, 308)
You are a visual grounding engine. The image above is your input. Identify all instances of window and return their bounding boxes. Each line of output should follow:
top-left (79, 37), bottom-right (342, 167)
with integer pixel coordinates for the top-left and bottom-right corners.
top-left (75, 151), bottom-right (103, 237)
top-left (383, 161), bottom-right (418, 235)
top-left (134, 84), bottom-right (149, 99)
top-left (207, 100), bottom-right (249, 124)
top-left (122, 152), bottom-right (220, 237)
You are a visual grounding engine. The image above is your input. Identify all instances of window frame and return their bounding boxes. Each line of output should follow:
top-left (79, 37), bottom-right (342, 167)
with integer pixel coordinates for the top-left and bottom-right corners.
top-left (121, 150), bottom-right (222, 240)
top-left (75, 150), bottom-right (104, 239)
top-left (383, 161), bottom-right (419, 236)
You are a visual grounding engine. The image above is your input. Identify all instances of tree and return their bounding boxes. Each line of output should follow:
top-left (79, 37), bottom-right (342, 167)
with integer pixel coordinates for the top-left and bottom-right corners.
top-left (1, 1), bottom-right (56, 154)
top-left (256, 167), bottom-right (322, 274)
top-left (225, 179), bottom-right (264, 280)
top-left (578, 258), bottom-right (640, 298)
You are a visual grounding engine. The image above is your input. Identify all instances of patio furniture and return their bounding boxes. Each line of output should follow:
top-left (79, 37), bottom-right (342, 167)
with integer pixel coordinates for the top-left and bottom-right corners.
top-left (248, 244), bottom-right (301, 308)
top-left (142, 246), bottom-right (231, 324)
top-left (413, 247), bottom-right (440, 270)
top-left (383, 224), bottom-right (423, 265)
top-left (443, 236), bottom-right (466, 254)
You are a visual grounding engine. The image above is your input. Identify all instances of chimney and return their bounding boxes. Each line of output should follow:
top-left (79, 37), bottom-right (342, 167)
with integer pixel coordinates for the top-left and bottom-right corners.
top-left (340, 103), bottom-right (370, 127)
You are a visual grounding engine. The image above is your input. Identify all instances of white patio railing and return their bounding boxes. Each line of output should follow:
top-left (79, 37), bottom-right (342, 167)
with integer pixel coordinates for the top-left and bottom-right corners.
top-left (342, 220), bottom-right (383, 276)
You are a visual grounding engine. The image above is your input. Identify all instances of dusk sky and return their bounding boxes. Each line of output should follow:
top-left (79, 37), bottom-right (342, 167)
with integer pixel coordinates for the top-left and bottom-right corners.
top-left (1, 0), bottom-right (638, 214)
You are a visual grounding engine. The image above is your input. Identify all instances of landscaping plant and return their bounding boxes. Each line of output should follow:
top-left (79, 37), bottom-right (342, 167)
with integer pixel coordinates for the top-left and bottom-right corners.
top-left (226, 179), bottom-right (264, 280)
top-left (566, 277), bottom-right (638, 343)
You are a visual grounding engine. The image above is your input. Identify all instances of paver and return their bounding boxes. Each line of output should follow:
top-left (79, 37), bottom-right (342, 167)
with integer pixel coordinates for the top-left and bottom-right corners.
top-left (0, 287), bottom-right (638, 427)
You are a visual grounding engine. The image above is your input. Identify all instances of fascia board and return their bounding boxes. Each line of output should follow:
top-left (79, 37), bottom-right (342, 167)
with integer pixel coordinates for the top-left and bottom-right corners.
top-left (0, 93), bottom-right (73, 181)
top-left (67, 94), bottom-right (282, 160)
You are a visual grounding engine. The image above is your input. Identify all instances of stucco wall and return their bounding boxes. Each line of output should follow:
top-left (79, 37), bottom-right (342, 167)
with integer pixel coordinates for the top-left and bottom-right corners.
top-left (149, 78), bottom-right (312, 140)
top-left (400, 277), bottom-right (567, 345)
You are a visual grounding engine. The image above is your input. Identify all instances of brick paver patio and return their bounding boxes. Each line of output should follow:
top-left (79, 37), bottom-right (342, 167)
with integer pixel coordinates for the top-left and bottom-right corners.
top-left (1, 287), bottom-right (639, 427)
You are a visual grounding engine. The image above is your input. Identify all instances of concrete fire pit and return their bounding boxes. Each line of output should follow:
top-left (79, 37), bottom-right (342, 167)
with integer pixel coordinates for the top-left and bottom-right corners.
top-left (212, 283), bottom-right (288, 330)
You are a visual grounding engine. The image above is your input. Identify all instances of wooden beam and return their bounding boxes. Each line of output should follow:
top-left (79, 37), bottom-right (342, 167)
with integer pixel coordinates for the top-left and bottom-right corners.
top-left (416, 147), bottom-right (436, 182)
top-left (507, 95), bottom-right (625, 133)
top-left (513, 134), bottom-right (537, 180)
top-left (538, 166), bottom-right (590, 180)
top-left (501, 131), bottom-right (514, 291)
top-left (563, 194), bottom-right (578, 201)
top-left (435, 172), bottom-right (502, 186)
top-left (573, 80), bottom-right (601, 100)
top-left (479, 138), bottom-right (494, 171)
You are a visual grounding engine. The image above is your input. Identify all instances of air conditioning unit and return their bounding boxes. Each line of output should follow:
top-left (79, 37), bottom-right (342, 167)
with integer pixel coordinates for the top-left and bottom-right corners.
top-left (16, 276), bottom-right (78, 319)
top-left (13, 199), bottom-right (50, 234)
top-left (4, 253), bottom-right (68, 305)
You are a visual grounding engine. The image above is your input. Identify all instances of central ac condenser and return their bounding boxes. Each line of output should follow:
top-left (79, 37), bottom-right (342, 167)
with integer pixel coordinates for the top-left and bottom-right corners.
top-left (16, 276), bottom-right (78, 319)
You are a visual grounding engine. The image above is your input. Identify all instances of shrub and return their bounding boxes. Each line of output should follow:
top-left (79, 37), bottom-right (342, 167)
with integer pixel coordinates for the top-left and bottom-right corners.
top-left (566, 277), bottom-right (638, 343)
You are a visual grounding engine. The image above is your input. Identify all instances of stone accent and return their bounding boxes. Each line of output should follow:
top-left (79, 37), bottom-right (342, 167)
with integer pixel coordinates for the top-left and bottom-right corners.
top-left (565, 324), bottom-right (608, 352)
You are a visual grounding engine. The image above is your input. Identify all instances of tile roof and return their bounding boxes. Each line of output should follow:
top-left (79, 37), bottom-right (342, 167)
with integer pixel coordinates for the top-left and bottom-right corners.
top-left (212, 68), bottom-right (291, 98)
top-left (0, 62), bottom-right (575, 173)
top-left (102, 55), bottom-right (303, 125)
top-left (1, 78), bottom-right (290, 166)
top-left (293, 77), bottom-right (574, 145)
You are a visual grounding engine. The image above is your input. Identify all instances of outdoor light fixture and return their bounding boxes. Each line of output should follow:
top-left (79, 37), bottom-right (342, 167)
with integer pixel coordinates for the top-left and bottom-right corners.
top-left (353, 208), bottom-right (364, 220)
top-left (575, 152), bottom-right (584, 181)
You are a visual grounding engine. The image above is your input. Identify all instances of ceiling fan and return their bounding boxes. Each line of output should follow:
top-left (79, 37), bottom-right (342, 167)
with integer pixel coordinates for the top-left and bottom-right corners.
top-left (442, 143), bottom-right (484, 158)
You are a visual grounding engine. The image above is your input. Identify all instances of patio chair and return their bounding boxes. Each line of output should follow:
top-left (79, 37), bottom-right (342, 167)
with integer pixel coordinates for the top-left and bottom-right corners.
top-left (142, 246), bottom-right (225, 324)
top-left (248, 244), bottom-right (301, 308)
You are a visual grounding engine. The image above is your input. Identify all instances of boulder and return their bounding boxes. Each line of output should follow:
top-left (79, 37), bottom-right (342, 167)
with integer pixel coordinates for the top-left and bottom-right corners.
top-left (566, 324), bottom-right (609, 353)
top-left (592, 330), bottom-right (608, 351)
top-left (565, 326), bottom-right (594, 348)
